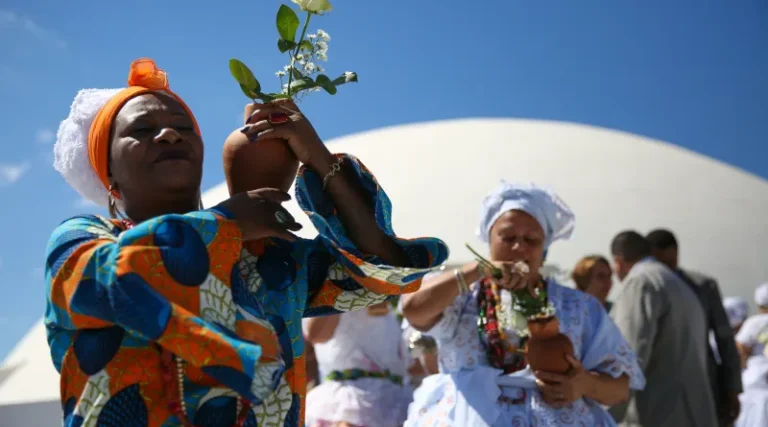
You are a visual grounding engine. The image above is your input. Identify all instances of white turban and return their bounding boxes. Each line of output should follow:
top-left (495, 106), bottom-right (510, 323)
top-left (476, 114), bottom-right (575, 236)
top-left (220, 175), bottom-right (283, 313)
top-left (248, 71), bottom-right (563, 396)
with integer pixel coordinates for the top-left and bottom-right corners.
top-left (477, 180), bottom-right (575, 248)
top-left (53, 88), bottom-right (123, 208)
top-left (755, 283), bottom-right (768, 307)
top-left (723, 297), bottom-right (749, 328)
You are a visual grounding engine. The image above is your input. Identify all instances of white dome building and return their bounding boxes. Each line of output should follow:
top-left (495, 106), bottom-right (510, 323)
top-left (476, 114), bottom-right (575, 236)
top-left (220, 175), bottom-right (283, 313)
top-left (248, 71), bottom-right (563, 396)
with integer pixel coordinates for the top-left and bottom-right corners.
top-left (2, 118), bottom-right (766, 425)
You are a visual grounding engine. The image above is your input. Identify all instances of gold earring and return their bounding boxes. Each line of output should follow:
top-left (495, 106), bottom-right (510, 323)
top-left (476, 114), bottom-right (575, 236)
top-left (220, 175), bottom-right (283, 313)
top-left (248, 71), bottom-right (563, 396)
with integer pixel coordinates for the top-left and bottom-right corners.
top-left (107, 185), bottom-right (124, 219)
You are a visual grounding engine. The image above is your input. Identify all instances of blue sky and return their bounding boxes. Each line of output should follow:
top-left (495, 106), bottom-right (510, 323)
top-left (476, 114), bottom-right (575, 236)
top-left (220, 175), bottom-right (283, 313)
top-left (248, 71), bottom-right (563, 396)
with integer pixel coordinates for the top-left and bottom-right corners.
top-left (0, 0), bottom-right (766, 359)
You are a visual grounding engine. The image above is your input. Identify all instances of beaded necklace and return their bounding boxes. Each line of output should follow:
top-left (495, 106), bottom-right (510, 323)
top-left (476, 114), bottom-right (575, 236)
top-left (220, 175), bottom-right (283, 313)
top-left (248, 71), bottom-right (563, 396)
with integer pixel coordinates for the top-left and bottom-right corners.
top-left (119, 219), bottom-right (251, 427)
top-left (476, 278), bottom-right (529, 374)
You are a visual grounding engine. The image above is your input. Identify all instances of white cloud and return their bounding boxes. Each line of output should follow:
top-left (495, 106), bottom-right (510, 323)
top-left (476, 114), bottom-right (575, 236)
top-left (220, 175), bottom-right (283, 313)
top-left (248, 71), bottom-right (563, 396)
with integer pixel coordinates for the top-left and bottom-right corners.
top-left (35, 128), bottom-right (55, 144)
top-left (0, 9), bottom-right (67, 49)
top-left (0, 162), bottom-right (30, 186)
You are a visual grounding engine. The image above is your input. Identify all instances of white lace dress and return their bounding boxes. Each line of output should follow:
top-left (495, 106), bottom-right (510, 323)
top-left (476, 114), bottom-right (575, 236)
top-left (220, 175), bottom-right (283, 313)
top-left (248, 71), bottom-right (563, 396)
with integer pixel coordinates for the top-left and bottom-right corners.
top-left (404, 279), bottom-right (645, 427)
top-left (734, 313), bottom-right (768, 427)
top-left (304, 309), bottom-right (412, 427)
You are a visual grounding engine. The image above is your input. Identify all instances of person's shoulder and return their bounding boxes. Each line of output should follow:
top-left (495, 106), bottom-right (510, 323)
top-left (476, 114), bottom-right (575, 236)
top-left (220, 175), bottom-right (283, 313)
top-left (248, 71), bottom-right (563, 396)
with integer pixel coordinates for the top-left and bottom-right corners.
top-left (680, 268), bottom-right (715, 285)
top-left (49, 214), bottom-right (119, 241)
top-left (742, 313), bottom-right (768, 329)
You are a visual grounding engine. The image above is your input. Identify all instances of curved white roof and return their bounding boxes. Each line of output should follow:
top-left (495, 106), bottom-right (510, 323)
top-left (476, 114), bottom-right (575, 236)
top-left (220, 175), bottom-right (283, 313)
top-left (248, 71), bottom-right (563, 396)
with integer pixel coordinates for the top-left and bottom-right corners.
top-left (3, 118), bottom-right (767, 419)
top-left (204, 118), bottom-right (768, 304)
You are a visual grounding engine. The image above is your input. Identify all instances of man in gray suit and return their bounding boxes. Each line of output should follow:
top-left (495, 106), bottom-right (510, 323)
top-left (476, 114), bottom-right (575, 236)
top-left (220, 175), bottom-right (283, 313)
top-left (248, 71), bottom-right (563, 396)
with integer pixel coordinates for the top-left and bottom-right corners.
top-left (647, 228), bottom-right (742, 426)
top-left (608, 231), bottom-right (717, 427)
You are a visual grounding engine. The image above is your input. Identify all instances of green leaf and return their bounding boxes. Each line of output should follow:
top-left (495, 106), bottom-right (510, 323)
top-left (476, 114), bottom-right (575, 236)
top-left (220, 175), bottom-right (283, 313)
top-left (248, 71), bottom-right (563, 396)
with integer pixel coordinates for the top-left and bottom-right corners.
top-left (298, 40), bottom-right (314, 51)
top-left (290, 67), bottom-right (303, 80)
top-left (229, 59), bottom-right (261, 94)
top-left (331, 71), bottom-right (359, 86)
top-left (276, 4), bottom-right (300, 42)
top-left (257, 92), bottom-right (291, 103)
top-left (277, 39), bottom-right (297, 53)
top-left (239, 84), bottom-right (259, 99)
top-left (289, 76), bottom-right (316, 92)
top-left (315, 74), bottom-right (337, 95)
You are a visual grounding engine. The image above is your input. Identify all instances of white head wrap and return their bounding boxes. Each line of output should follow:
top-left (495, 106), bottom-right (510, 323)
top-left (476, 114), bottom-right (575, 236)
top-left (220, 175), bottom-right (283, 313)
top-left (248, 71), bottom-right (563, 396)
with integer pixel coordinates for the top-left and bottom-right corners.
top-left (723, 297), bottom-right (749, 328)
top-left (54, 88), bottom-right (124, 208)
top-left (477, 180), bottom-right (575, 248)
top-left (755, 283), bottom-right (768, 307)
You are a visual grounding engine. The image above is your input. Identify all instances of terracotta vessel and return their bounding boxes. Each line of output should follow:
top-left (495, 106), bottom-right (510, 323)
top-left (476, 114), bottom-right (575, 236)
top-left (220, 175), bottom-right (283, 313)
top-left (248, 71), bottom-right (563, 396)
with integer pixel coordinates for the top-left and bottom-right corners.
top-left (222, 104), bottom-right (299, 195)
top-left (524, 316), bottom-right (574, 374)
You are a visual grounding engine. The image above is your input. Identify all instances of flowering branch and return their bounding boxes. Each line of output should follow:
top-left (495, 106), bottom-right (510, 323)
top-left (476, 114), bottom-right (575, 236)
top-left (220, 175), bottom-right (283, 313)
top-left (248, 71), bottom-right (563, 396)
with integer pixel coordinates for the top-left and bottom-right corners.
top-left (465, 244), bottom-right (555, 320)
top-left (228, 0), bottom-right (357, 103)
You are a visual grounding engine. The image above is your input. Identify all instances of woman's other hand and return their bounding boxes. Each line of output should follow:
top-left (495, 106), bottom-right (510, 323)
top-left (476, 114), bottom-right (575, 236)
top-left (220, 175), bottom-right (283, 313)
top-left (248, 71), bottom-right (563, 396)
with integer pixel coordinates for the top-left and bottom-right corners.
top-left (534, 355), bottom-right (591, 408)
top-left (218, 188), bottom-right (302, 241)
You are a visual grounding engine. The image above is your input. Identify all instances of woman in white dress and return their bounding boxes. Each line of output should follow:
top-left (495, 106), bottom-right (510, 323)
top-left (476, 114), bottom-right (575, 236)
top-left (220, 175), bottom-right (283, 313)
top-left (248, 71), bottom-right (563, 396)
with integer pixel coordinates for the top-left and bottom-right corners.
top-left (400, 181), bottom-right (645, 427)
top-left (734, 284), bottom-right (768, 427)
top-left (303, 301), bottom-right (412, 427)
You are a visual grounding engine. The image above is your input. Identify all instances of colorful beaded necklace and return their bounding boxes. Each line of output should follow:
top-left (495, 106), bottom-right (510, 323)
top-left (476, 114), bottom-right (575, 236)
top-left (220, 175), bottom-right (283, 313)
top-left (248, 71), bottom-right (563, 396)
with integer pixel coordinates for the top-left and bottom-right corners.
top-left (119, 219), bottom-right (251, 427)
top-left (476, 278), bottom-right (529, 374)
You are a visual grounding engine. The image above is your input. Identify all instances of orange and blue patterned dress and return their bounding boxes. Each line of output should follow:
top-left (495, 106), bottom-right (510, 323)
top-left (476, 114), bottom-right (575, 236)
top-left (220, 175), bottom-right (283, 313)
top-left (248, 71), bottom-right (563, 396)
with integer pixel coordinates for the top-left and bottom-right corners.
top-left (44, 154), bottom-right (448, 427)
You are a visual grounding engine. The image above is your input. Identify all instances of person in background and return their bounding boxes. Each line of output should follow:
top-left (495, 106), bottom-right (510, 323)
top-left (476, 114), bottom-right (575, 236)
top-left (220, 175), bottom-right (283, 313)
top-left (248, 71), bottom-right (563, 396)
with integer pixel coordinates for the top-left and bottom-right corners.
top-left (571, 255), bottom-right (614, 311)
top-left (609, 231), bottom-right (717, 427)
top-left (733, 284), bottom-right (768, 426)
top-left (305, 339), bottom-right (320, 390)
top-left (397, 293), bottom-right (439, 385)
top-left (303, 301), bottom-right (412, 427)
top-left (710, 297), bottom-right (750, 366)
top-left (647, 228), bottom-right (742, 426)
top-left (723, 297), bottom-right (750, 335)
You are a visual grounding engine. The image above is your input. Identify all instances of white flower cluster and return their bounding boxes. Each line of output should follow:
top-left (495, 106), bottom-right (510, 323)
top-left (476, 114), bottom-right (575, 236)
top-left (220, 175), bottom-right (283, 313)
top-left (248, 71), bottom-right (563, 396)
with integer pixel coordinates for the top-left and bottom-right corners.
top-left (276, 29), bottom-right (331, 97)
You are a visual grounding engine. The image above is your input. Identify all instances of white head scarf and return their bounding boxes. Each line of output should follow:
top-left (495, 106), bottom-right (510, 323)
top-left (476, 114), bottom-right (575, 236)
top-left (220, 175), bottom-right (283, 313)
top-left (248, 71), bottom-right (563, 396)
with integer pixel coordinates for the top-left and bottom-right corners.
top-left (723, 297), bottom-right (749, 328)
top-left (477, 180), bottom-right (575, 249)
top-left (54, 88), bottom-right (124, 208)
top-left (755, 283), bottom-right (768, 307)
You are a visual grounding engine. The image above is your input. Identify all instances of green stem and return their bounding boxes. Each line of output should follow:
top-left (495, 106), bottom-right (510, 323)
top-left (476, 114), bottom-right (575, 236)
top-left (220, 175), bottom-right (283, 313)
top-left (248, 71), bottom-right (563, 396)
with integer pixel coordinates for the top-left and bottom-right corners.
top-left (465, 244), bottom-right (501, 277)
top-left (287, 11), bottom-right (313, 97)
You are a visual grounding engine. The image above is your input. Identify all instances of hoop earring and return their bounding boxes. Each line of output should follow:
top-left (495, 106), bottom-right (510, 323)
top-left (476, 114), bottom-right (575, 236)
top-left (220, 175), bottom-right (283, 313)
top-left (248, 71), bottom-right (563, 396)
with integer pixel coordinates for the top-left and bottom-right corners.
top-left (107, 185), bottom-right (126, 220)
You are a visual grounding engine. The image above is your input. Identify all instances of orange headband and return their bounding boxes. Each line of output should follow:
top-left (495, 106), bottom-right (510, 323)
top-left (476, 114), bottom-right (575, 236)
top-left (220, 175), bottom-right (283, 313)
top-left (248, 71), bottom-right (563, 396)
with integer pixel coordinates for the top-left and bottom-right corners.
top-left (87, 58), bottom-right (201, 196)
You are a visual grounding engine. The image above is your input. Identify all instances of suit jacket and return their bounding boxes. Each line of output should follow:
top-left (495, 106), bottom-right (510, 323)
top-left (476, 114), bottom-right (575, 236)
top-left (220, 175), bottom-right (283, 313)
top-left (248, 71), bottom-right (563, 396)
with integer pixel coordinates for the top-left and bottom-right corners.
top-left (677, 269), bottom-right (743, 407)
top-left (609, 259), bottom-right (717, 427)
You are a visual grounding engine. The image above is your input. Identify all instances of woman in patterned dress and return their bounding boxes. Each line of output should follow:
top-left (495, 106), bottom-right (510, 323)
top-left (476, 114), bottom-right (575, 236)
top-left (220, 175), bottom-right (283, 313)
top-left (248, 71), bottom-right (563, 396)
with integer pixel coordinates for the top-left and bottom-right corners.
top-left (46, 58), bottom-right (447, 427)
top-left (400, 181), bottom-right (645, 427)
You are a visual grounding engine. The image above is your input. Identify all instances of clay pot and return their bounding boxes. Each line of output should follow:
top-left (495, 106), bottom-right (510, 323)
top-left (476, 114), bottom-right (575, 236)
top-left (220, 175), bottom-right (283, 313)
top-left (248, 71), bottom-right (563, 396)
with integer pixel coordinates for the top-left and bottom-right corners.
top-left (524, 316), bottom-right (574, 374)
top-left (222, 104), bottom-right (300, 195)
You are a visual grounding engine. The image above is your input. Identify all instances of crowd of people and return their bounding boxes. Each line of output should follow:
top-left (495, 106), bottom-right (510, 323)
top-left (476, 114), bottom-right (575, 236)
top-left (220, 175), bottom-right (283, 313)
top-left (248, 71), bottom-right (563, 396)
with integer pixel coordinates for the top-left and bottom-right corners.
top-left (44, 57), bottom-right (767, 427)
top-left (300, 230), bottom-right (768, 427)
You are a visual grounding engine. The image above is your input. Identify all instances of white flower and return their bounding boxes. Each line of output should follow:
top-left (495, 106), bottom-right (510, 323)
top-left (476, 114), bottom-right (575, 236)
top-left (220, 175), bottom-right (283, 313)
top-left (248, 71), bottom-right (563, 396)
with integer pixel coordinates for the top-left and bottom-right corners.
top-left (296, 54), bottom-right (304, 61)
top-left (305, 62), bottom-right (316, 72)
top-left (308, 33), bottom-right (317, 39)
top-left (316, 29), bottom-right (331, 41)
top-left (343, 71), bottom-right (357, 83)
top-left (291, 0), bottom-right (333, 14)
top-left (275, 71), bottom-right (286, 77)
top-left (316, 41), bottom-right (328, 54)
top-left (283, 65), bottom-right (291, 71)
top-left (316, 65), bottom-right (324, 72)
top-left (316, 51), bottom-right (328, 61)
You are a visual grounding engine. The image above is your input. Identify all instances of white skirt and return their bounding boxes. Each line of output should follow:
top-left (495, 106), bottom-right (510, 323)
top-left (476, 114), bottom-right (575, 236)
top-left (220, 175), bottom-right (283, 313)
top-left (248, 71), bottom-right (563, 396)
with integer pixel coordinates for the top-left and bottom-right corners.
top-left (305, 378), bottom-right (412, 427)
